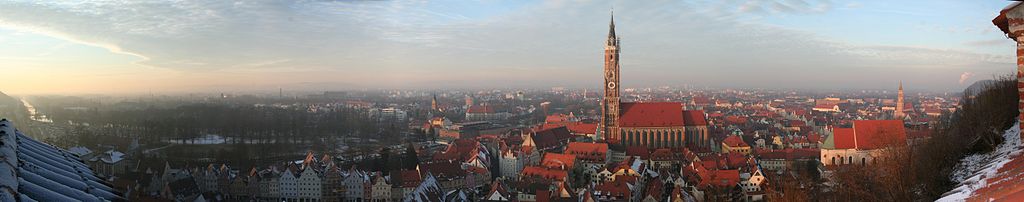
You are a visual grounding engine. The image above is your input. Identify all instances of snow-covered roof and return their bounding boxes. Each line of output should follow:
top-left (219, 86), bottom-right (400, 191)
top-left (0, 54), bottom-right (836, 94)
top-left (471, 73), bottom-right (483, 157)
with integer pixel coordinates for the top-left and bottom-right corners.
top-left (403, 173), bottom-right (445, 202)
top-left (67, 147), bottom-right (92, 157)
top-left (0, 119), bottom-right (124, 201)
top-left (89, 149), bottom-right (125, 164)
top-left (105, 150), bottom-right (125, 164)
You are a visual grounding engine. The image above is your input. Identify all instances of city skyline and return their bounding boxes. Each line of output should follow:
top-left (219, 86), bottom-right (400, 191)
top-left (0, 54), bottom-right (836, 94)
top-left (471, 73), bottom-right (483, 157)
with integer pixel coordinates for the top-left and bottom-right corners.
top-left (0, 1), bottom-right (1014, 95)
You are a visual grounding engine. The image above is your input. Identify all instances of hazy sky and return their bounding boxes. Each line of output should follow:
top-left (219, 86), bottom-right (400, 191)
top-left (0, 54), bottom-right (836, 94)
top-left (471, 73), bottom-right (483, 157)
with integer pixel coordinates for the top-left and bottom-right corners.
top-left (0, 0), bottom-right (1015, 95)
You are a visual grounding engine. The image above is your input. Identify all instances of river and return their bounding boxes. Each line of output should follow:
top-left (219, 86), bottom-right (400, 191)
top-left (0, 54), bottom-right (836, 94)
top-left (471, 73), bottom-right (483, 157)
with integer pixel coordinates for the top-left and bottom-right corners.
top-left (19, 98), bottom-right (53, 123)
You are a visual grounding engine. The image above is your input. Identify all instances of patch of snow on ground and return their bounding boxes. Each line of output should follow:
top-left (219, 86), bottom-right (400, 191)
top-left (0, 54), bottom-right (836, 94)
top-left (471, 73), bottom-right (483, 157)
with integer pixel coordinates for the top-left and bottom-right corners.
top-left (938, 121), bottom-right (1022, 201)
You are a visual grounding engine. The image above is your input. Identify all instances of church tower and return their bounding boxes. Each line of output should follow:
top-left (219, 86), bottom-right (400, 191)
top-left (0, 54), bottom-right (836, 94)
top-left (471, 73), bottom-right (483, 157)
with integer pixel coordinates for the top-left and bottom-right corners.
top-left (601, 12), bottom-right (621, 141)
top-left (431, 94), bottom-right (439, 111)
top-left (895, 81), bottom-right (905, 119)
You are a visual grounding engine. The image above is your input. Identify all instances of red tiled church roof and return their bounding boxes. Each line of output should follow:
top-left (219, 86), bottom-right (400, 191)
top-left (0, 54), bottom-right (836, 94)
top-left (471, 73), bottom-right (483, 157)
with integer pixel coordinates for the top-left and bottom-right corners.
top-left (852, 120), bottom-right (906, 150)
top-left (833, 128), bottom-right (856, 149)
top-left (682, 110), bottom-right (707, 126)
top-left (619, 102), bottom-right (684, 127)
top-left (832, 120), bottom-right (906, 150)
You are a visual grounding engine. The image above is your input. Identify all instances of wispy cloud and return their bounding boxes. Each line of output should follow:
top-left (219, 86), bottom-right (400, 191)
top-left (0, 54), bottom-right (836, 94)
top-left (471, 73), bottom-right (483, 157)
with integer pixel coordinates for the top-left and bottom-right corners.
top-left (960, 72), bottom-right (974, 84)
top-left (964, 39), bottom-right (1011, 47)
top-left (736, 0), bottom-right (833, 15)
top-left (0, 0), bottom-right (1013, 92)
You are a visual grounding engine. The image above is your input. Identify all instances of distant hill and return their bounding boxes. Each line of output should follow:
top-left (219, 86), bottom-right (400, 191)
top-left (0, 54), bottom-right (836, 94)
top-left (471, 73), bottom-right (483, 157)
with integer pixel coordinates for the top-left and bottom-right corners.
top-left (965, 79), bottom-right (998, 96)
top-left (0, 91), bottom-right (24, 120)
top-left (0, 91), bottom-right (15, 106)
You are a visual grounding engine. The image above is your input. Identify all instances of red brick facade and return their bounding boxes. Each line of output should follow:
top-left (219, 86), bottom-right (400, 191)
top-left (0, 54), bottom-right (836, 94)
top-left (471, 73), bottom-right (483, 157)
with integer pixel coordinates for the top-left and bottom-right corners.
top-left (601, 14), bottom-right (621, 142)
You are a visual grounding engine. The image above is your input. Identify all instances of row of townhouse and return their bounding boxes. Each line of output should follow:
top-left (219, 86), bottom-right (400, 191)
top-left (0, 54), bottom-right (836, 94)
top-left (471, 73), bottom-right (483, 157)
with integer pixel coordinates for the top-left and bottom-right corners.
top-left (143, 151), bottom-right (401, 202)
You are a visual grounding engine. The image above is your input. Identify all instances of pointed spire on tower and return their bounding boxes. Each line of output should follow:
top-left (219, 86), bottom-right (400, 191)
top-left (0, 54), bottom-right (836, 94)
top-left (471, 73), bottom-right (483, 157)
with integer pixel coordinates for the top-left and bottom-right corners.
top-left (896, 81), bottom-right (905, 119)
top-left (431, 94), bottom-right (439, 111)
top-left (609, 8), bottom-right (616, 37)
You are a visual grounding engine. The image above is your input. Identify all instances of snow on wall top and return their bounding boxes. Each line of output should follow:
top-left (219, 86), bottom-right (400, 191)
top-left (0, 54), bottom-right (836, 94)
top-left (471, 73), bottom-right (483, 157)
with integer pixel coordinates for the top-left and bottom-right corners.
top-left (938, 121), bottom-right (1022, 201)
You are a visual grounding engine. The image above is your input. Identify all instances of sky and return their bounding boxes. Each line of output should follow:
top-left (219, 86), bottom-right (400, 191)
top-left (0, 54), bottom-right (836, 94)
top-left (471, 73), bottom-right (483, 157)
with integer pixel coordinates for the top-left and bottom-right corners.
top-left (0, 0), bottom-right (1016, 95)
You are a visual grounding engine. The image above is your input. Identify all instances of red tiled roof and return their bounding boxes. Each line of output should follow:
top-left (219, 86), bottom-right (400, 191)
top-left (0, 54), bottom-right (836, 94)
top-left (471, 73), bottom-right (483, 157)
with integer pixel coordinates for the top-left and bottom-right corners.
top-left (722, 136), bottom-right (748, 148)
top-left (486, 181), bottom-right (510, 200)
top-left (814, 103), bottom-right (837, 110)
top-left (422, 161), bottom-right (466, 180)
top-left (566, 142), bottom-right (608, 154)
top-left (833, 128), bottom-right (856, 149)
top-left (541, 153), bottom-right (577, 170)
top-left (595, 177), bottom-right (632, 200)
top-left (532, 127), bottom-right (574, 150)
top-left (521, 166), bottom-right (568, 181)
top-left (650, 148), bottom-right (682, 161)
top-left (701, 159), bottom-right (721, 170)
top-left (619, 102), bottom-right (684, 127)
top-left (544, 114), bottom-right (570, 123)
top-left (399, 169), bottom-right (422, 188)
top-left (644, 179), bottom-right (665, 200)
top-left (565, 123), bottom-right (598, 134)
top-left (831, 120), bottom-right (906, 150)
top-left (702, 169), bottom-right (740, 187)
top-left (565, 142), bottom-right (608, 163)
top-left (626, 146), bottom-right (651, 159)
top-left (434, 138), bottom-right (481, 162)
top-left (467, 166), bottom-right (488, 174)
top-left (682, 110), bottom-right (708, 126)
top-left (724, 153), bottom-right (749, 168)
top-left (725, 116), bottom-right (748, 125)
top-left (541, 122), bottom-right (598, 135)
top-left (852, 120), bottom-right (906, 149)
top-left (808, 133), bottom-right (821, 143)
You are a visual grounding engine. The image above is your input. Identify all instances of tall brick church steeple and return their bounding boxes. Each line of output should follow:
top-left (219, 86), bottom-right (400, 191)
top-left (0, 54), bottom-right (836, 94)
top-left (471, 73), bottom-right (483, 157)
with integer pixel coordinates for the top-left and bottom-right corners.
top-left (601, 12), bottom-right (621, 141)
top-left (431, 94), bottom-right (438, 111)
top-left (895, 81), bottom-right (904, 119)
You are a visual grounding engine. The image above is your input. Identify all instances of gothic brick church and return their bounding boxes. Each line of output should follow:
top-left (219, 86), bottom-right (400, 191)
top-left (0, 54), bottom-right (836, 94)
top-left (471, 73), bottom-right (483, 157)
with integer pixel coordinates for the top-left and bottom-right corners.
top-left (600, 14), bottom-right (710, 149)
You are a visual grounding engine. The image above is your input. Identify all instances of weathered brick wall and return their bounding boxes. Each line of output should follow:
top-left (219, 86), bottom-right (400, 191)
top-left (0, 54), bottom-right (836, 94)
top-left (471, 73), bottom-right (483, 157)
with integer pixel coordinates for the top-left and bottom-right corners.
top-left (1007, 8), bottom-right (1024, 141)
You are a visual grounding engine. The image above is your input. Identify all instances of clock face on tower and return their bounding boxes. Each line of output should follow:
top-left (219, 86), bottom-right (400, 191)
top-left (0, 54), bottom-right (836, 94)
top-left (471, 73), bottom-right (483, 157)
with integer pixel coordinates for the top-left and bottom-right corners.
top-left (607, 82), bottom-right (616, 89)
